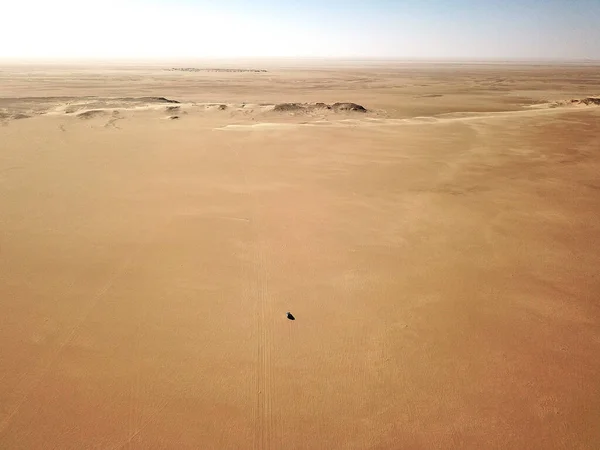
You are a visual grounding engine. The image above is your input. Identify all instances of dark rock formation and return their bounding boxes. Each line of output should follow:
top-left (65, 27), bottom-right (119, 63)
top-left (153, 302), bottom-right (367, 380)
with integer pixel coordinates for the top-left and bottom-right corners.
top-left (273, 103), bottom-right (305, 112)
top-left (141, 97), bottom-right (180, 104)
top-left (273, 102), bottom-right (366, 113)
top-left (331, 102), bottom-right (367, 112)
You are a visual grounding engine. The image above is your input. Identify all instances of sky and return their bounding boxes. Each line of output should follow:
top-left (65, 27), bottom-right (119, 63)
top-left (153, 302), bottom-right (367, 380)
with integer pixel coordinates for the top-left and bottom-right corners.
top-left (2, 0), bottom-right (600, 60)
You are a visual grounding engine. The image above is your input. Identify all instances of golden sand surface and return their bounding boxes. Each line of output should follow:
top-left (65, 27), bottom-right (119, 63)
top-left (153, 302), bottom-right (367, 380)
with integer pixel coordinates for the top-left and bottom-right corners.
top-left (1, 61), bottom-right (599, 449)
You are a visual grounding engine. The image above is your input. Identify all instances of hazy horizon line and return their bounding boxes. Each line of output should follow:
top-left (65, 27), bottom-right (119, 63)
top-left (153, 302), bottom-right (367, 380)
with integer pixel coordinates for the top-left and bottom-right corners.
top-left (2, 56), bottom-right (600, 65)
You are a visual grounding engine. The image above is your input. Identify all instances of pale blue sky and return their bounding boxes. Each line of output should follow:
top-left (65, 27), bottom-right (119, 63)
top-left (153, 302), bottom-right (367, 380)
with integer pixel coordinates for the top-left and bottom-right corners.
top-left (3, 0), bottom-right (600, 59)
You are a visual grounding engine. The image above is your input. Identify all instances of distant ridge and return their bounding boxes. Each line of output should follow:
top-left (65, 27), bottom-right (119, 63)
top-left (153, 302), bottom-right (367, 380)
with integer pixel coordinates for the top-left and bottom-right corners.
top-left (167, 68), bottom-right (268, 73)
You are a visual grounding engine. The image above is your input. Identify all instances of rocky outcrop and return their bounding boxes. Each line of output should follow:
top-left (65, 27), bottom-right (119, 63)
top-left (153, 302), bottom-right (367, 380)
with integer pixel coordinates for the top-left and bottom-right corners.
top-left (331, 102), bottom-right (367, 112)
top-left (273, 103), bottom-right (305, 112)
top-left (272, 102), bottom-right (367, 113)
top-left (550, 97), bottom-right (600, 108)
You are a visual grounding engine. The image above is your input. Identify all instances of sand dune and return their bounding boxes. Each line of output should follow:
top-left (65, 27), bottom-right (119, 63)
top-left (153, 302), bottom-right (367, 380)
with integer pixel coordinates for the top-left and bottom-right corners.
top-left (1, 62), bottom-right (600, 450)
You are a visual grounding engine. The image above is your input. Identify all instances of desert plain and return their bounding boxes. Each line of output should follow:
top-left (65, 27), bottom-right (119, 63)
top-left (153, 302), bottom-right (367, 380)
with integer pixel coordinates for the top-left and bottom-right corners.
top-left (1, 60), bottom-right (600, 449)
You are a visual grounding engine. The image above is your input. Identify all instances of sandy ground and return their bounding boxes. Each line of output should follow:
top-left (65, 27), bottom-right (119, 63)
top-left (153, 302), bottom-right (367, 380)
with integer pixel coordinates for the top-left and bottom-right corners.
top-left (1, 61), bottom-right (600, 449)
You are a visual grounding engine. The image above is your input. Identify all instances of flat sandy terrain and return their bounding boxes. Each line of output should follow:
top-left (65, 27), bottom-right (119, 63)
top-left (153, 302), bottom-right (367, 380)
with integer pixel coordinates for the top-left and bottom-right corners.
top-left (1, 61), bottom-right (599, 449)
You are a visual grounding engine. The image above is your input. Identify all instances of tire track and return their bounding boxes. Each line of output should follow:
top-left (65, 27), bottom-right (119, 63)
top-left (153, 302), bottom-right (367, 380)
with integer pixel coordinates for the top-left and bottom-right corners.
top-left (0, 218), bottom-right (173, 442)
top-left (257, 230), bottom-right (275, 450)
top-left (111, 397), bottom-right (170, 450)
top-left (250, 182), bottom-right (273, 450)
top-left (127, 280), bottom-right (146, 449)
top-left (256, 237), bottom-right (268, 450)
top-left (230, 139), bottom-right (275, 450)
